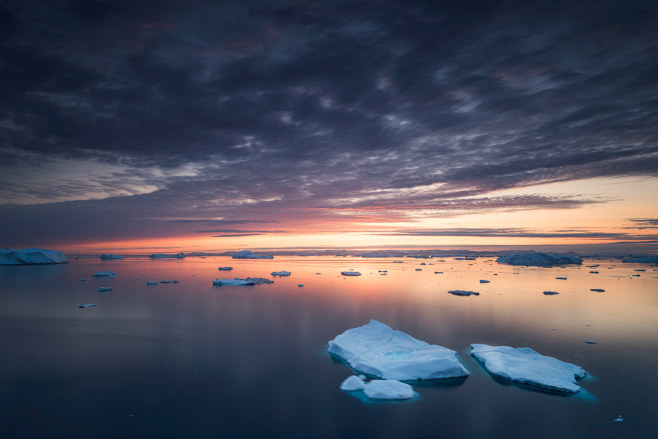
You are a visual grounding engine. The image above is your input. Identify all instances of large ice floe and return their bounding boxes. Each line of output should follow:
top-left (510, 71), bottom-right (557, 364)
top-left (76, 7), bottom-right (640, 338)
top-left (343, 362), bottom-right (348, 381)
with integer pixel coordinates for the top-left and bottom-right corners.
top-left (496, 252), bottom-right (582, 267)
top-left (231, 250), bottom-right (274, 259)
top-left (470, 344), bottom-right (587, 393)
top-left (328, 320), bottom-right (469, 380)
top-left (0, 248), bottom-right (68, 265)
top-left (212, 277), bottom-right (274, 286)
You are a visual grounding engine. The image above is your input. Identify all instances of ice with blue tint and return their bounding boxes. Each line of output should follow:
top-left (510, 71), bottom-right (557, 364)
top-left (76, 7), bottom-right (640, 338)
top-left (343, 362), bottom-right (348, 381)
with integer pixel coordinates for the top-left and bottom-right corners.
top-left (470, 344), bottom-right (587, 393)
top-left (0, 248), bottom-right (68, 265)
top-left (92, 271), bottom-right (116, 277)
top-left (231, 250), bottom-right (274, 259)
top-left (271, 271), bottom-right (291, 276)
top-left (150, 252), bottom-right (185, 258)
top-left (328, 320), bottom-right (469, 380)
top-left (341, 271), bottom-right (361, 276)
top-left (363, 379), bottom-right (417, 400)
top-left (212, 277), bottom-right (274, 286)
top-left (496, 252), bottom-right (582, 267)
top-left (100, 254), bottom-right (123, 260)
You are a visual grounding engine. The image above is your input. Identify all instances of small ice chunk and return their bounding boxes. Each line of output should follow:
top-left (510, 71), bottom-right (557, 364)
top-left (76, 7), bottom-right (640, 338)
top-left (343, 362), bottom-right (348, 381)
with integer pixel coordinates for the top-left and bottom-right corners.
top-left (341, 271), bottom-right (361, 276)
top-left (97, 287), bottom-right (114, 292)
top-left (271, 271), bottom-right (291, 277)
top-left (79, 278), bottom-right (86, 281)
top-left (543, 291), bottom-right (559, 295)
top-left (470, 344), bottom-right (587, 393)
top-left (415, 268), bottom-right (422, 271)
top-left (479, 280), bottom-right (490, 283)
top-left (340, 375), bottom-right (366, 391)
top-left (328, 320), bottom-right (469, 380)
top-left (79, 303), bottom-right (96, 308)
top-left (434, 271), bottom-right (443, 274)
top-left (614, 415), bottom-right (623, 423)
top-left (218, 267), bottom-right (233, 271)
top-left (556, 277), bottom-right (567, 280)
top-left (590, 288), bottom-right (605, 292)
top-left (146, 281), bottom-right (158, 285)
top-left (363, 379), bottom-right (417, 400)
top-left (584, 340), bottom-right (596, 344)
top-left (298, 284), bottom-right (304, 287)
top-left (159, 280), bottom-right (179, 283)
top-left (92, 271), bottom-right (116, 277)
top-left (212, 277), bottom-right (274, 286)
top-left (448, 290), bottom-right (479, 296)
top-left (149, 252), bottom-right (185, 258)
top-left (589, 271), bottom-right (599, 274)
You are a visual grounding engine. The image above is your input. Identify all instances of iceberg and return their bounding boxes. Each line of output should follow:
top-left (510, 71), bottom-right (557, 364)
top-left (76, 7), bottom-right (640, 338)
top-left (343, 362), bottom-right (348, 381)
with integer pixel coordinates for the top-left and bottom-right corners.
top-left (149, 252), bottom-right (185, 259)
top-left (92, 271), bottom-right (116, 277)
top-left (100, 254), bottom-right (123, 260)
top-left (231, 250), bottom-right (274, 259)
top-left (470, 344), bottom-right (587, 393)
top-left (363, 379), bottom-right (417, 400)
top-left (0, 248), bottom-right (68, 265)
top-left (340, 375), bottom-right (366, 391)
top-left (496, 252), bottom-right (582, 267)
top-left (212, 277), bottom-right (274, 286)
top-left (590, 288), bottom-right (605, 292)
top-left (328, 320), bottom-right (469, 380)
top-left (341, 271), bottom-right (361, 276)
top-left (271, 271), bottom-right (291, 277)
top-left (448, 290), bottom-right (479, 296)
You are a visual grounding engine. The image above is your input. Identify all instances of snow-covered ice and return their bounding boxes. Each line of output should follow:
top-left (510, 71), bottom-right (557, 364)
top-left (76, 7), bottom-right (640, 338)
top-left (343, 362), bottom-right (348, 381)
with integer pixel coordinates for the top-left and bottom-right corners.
top-left (340, 375), bottom-right (366, 391)
top-left (0, 248), bottom-right (68, 265)
top-left (448, 290), bottom-right (479, 296)
top-left (341, 271), bottom-right (361, 276)
top-left (100, 254), bottom-right (123, 260)
top-left (496, 252), bottom-right (582, 267)
top-left (271, 271), bottom-right (291, 276)
top-left (212, 277), bottom-right (274, 286)
top-left (470, 344), bottom-right (587, 393)
top-left (92, 271), bottom-right (116, 277)
top-left (232, 250), bottom-right (274, 259)
top-left (363, 379), bottom-right (417, 400)
top-left (328, 320), bottom-right (469, 380)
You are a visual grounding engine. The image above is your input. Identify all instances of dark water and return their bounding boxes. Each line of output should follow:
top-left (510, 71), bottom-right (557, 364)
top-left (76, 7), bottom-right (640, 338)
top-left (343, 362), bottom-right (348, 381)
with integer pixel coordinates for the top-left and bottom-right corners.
top-left (1, 256), bottom-right (656, 438)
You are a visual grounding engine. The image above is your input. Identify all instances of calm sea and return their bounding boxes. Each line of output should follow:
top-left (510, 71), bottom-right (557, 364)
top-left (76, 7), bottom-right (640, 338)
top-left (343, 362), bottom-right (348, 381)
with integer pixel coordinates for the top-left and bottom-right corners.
top-left (1, 256), bottom-right (656, 438)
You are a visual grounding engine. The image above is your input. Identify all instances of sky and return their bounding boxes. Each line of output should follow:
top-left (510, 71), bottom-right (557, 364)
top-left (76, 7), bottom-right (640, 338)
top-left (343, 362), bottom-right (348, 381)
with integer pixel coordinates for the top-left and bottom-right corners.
top-left (1, 0), bottom-right (657, 254)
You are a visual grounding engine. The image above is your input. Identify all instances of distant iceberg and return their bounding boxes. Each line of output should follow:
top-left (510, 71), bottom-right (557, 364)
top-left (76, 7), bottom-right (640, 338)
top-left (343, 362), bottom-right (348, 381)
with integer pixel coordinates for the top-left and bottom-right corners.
top-left (361, 253), bottom-right (405, 258)
top-left (496, 252), bottom-right (582, 267)
top-left (212, 277), bottom-right (274, 286)
top-left (328, 320), bottom-right (469, 380)
top-left (470, 344), bottom-right (587, 393)
top-left (218, 267), bottom-right (233, 271)
top-left (92, 271), bottom-right (116, 277)
top-left (231, 250), bottom-right (274, 259)
top-left (621, 256), bottom-right (658, 264)
top-left (0, 248), bottom-right (68, 265)
top-left (100, 254), bottom-right (123, 260)
top-left (271, 271), bottom-right (291, 277)
top-left (448, 290), bottom-right (479, 296)
top-left (341, 271), bottom-right (361, 276)
top-left (150, 252), bottom-right (185, 259)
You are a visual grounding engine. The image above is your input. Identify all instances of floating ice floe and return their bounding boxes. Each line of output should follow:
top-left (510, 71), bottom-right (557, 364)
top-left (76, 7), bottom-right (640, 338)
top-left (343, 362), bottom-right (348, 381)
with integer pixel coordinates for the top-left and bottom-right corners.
top-left (0, 248), bottom-right (69, 265)
top-left (614, 415), bottom-right (624, 423)
top-left (556, 277), bottom-right (567, 280)
top-left (590, 288), bottom-right (605, 292)
top-left (480, 280), bottom-right (490, 283)
top-left (100, 254), bottom-right (123, 260)
top-left (543, 291), bottom-right (559, 295)
top-left (415, 268), bottom-right (422, 271)
top-left (341, 271), bottom-right (361, 276)
top-left (496, 252), bottom-right (582, 267)
top-left (212, 277), bottom-right (274, 286)
top-left (448, 290), bottom-right (479, 296)
top-left (470, 344), bottom-right (587, 393)
top-left (146, 281), bottom-right (158, 285)
top-left (271, 271), bottom-right (291, 277)
top-left (160, 280), bottom-right (179, 284)
top-left (79, 303), bottom-right (96, 308)
top-left (365, 380), bottom-right (417, 400)
top-left (97, 287), bottom-right (114, 292)
top-left (218, 267), bottom-right (233, 271)
top-left (328, 320), bottom-right (469, 380)
top-left (340, 375), bottom-right (366, 391)
top-left (231, 250), bottom-right (274, 259)
top-left (149, 252), bottom-right (185, 258)
top-left (297, 284), bottom-right (304, 287)
top-left (92, 271), bottom-right (116, 277)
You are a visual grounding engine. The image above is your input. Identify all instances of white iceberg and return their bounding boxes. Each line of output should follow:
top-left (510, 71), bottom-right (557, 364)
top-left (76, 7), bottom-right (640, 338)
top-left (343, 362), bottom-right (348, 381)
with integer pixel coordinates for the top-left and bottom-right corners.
top-left (496, 252), bottom-right (582, 267)
top-left (92, 271), bottom-right (116, 277)
top-left (149, 252), bottom-right (185, 259)
top-left (448, 290), bottom-right (479, 296)
top-left (100, 254), bottom-right (123, 260)
top-left (271, 271), bottom-right (291, 276)
top-left (0, 248), bottom-right (68, 265)
top-left (212, 277), bottom-right (274, 286)
top-left (363, 379), bottom-right (417, 400)
top-left (340, 375), bottom-right (366, 391)
top-left (231, 250), bottom-right (273, 259)
top-left (341, 271), bottom-right (361, 276)
top-left (218, 267), bottom-right (233, 271)
top-left (328, 320), bottom-right (469, 380)
top-left (470, 344), bottom-right (587, 393)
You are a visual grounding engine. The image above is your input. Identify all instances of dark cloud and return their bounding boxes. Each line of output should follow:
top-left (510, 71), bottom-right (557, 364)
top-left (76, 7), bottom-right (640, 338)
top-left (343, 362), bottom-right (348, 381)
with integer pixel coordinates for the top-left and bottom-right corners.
top-left (380, 227), bottom-right (658, 241)
top-left (1, 0), bottom-right (657, 246)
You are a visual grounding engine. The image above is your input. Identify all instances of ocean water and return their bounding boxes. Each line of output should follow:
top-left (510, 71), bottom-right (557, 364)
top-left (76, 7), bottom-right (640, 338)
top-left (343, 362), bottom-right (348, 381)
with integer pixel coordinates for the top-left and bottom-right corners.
top-left (0, 256), bottom-right (656, 438)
